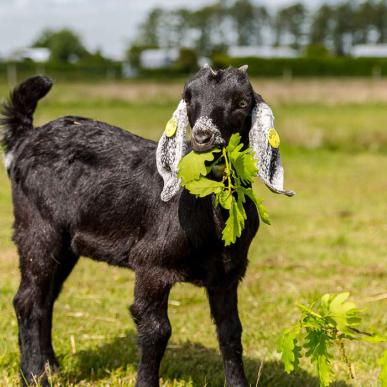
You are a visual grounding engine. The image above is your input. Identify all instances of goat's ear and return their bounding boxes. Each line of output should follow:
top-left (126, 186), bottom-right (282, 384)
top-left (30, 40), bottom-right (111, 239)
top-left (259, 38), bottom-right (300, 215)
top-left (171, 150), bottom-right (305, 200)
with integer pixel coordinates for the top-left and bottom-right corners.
top-left (156, 100), bottom-right (189, 201)
top-left (249, 95), bottom-right (294, 197)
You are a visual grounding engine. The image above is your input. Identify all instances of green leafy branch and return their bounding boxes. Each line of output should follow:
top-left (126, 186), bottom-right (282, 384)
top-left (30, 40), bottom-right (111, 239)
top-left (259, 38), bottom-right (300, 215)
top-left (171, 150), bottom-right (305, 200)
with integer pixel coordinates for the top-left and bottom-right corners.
top-left (178, 133), bottom-right (270, 246)
top-left (278, 292), bottom-right (387, 387)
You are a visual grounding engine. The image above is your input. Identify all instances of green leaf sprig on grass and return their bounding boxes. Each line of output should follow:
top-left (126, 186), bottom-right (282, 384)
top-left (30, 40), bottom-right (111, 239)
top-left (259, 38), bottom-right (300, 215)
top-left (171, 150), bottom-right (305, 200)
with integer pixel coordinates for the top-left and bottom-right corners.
top-left (278, 292), bottom-right (387, 387)
top-left (178, 133), bottom-right (270, 246)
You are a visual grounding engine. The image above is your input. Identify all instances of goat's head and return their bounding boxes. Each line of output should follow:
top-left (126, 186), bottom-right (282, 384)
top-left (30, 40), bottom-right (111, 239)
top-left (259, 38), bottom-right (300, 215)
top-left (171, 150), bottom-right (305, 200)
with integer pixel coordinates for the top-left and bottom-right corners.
top-left (156, 65), bottom-right (294, 202)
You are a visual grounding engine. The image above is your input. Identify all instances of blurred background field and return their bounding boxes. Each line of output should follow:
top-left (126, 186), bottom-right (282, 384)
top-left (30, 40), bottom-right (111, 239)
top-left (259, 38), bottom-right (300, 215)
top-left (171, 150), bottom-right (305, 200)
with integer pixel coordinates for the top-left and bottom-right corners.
top-left (0, 77), bottom-right (386, 386)
top-left (1, 0), bottom-right (387, 385)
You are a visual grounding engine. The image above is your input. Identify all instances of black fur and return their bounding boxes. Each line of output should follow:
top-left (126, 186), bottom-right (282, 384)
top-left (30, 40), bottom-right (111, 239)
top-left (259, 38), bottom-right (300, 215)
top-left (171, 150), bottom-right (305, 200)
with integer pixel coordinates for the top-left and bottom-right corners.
top-left (2, 70), bottom-right (260, 387)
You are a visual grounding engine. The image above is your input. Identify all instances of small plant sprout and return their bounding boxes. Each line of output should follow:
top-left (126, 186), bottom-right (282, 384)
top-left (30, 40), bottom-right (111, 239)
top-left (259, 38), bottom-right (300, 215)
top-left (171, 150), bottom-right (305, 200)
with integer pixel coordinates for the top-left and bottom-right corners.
top-left (278, 292), bottom-right (387, 387)
top-left (178, 133), bottom-right (270, 246)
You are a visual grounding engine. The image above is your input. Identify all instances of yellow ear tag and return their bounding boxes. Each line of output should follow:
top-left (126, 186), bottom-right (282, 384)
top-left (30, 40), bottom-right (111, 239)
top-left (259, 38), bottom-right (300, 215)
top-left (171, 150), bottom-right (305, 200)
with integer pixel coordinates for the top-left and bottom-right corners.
top-left (165, 118), bottom-right (177, 138)
top-left (268, 127), bottom-right (280, 148)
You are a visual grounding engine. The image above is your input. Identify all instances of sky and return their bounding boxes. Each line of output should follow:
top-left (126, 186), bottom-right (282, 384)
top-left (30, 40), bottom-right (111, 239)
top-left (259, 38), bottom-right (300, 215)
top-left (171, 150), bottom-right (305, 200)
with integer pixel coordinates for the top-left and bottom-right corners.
top-left (0, 0), bottom-right (324, 59)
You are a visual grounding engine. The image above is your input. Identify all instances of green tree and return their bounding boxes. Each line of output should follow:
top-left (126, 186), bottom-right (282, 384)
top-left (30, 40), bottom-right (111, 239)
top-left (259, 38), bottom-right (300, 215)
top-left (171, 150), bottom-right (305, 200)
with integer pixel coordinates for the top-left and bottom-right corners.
top-left (332, 2), bottom-right (354, 56)
top-left (274, 3), bottom-right (306, 48)
top-left (287, 3), bottom-right (307, 48)
top-left (353, 0), bottom-right (375, 44)
top-left (33, 28), bottom-right (89, 63)
top-left (136, 8), bottom-right (163, 47)
top-left (172, 8), bottom-right (194, 48)
top-left (374, 0), bottom-right (387, 43)
top-left (310, 4), bottom-right (334, 46)
top-left (274, 7), bottom-right (287, 46)
top-left (229, 0), bottom-right (268, 46)
top-left (190, 3), bottom-right (225, 56)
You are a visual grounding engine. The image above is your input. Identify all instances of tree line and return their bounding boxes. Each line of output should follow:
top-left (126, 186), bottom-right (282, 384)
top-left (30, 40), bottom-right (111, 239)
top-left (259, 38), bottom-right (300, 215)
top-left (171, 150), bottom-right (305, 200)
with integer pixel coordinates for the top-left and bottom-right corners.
top-left (133, 0), bottom-right (387, 56)
top-left (16, 1), bottom-right (387, 65)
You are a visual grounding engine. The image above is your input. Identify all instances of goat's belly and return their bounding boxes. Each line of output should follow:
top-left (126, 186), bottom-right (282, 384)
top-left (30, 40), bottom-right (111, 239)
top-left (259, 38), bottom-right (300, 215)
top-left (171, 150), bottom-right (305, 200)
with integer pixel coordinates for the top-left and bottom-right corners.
top-left (70, 227), bottom-right (251, 287)
top-left (71, 230), bottom-right (138, 268)
top-left (69, 223), bottom-right (191, 272)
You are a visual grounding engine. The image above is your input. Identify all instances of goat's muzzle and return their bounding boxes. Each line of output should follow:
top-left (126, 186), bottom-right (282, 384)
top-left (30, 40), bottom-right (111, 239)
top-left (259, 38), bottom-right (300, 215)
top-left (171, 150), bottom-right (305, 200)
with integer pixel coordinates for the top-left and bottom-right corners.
top-left (191, 116), bottom-right (224, 152)
top-left (192, 130), bottom-right (215, 152)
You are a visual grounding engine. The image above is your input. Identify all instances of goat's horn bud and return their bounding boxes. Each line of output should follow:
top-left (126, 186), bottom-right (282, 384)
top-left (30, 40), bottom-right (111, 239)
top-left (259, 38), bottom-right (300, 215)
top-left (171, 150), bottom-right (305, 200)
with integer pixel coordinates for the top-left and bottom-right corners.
top-left (239, 64), bottom-right (248, 73)
top-left (203, 63), bottom-right (217, 76)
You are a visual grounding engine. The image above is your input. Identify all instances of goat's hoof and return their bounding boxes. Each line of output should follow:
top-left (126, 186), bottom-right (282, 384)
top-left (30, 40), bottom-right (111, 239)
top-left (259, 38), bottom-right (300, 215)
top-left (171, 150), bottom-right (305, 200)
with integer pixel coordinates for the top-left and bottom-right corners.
top-left (46, 358), bottom-right (60, 373)
top-left (20, 360), bottom-right (59, 387)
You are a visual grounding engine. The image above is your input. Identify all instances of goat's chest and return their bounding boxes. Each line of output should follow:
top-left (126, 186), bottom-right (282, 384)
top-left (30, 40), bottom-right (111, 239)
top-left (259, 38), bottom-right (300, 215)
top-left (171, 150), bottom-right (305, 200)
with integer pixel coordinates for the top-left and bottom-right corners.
top-left (166, 194), bottom-right (259, 287)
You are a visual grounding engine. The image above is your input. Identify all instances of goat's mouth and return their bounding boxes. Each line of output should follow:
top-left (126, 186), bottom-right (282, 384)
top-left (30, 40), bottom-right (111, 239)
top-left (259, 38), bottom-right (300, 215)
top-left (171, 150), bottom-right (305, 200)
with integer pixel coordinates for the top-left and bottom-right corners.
top-left (191, 134), bottom-right (226, 153)
top-left (191, 116), bottom-right (225, 152)
top-left (191, 134), bottom-right (216, 152)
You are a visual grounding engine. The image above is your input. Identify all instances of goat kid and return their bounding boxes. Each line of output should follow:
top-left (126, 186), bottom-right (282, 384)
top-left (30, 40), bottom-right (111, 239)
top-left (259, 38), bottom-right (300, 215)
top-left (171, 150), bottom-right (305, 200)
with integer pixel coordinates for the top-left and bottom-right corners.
top-left (1, 66), bottom-right (292, 387)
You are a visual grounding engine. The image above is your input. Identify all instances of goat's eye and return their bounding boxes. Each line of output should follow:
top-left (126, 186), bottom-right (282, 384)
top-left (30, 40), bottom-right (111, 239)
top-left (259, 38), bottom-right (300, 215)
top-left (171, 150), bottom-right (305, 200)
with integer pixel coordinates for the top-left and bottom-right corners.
top-left (238, 100), bottom-right (248, 109)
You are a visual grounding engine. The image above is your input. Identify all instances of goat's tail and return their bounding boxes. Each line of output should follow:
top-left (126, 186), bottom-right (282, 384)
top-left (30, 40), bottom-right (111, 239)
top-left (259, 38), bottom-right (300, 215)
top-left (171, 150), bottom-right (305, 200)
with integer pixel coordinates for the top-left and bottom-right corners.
top-left (1, 75), bottom-right (53, 153)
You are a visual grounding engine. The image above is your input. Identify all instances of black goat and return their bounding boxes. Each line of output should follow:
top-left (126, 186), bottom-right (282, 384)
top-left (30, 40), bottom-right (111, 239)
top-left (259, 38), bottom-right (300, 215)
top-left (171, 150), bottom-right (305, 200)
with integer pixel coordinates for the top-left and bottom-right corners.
top-left (1, 66), bottom-right (292, 387)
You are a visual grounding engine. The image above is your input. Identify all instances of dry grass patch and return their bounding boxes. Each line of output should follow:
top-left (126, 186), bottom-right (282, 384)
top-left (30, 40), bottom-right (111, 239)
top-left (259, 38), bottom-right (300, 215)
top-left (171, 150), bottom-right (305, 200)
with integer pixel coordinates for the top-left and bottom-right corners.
top-left (46, 78), bottom-right (387, 106)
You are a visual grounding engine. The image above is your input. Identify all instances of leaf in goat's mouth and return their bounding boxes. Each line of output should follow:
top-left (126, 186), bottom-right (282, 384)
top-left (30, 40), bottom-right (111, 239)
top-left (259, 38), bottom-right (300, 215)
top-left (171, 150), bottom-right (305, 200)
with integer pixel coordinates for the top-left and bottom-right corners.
top-left (178, 148), bottom-right (221, 184)
top-left (178, 133), bottom-right (270, 246)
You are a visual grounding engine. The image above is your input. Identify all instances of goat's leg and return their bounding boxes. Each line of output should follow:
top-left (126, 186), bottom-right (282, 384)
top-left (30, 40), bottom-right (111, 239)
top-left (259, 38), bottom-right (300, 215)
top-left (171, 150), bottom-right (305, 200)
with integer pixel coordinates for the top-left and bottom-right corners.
top-left (130, 272), bottom-right (172, 387)
top-left (14, 244), bottom-right (78, 386)
top-left (207, 284), bottom-right (248, 387)
top-left (14, 266), bottom-right (57, 386)
top-left (41, 249), bottom-right (79, 369)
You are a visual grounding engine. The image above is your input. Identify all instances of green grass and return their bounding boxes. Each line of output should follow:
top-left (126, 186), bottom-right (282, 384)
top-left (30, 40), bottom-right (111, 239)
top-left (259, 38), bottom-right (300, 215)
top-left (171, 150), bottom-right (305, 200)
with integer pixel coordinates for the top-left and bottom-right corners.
top-left (0, 80), bottom-right (386, 386)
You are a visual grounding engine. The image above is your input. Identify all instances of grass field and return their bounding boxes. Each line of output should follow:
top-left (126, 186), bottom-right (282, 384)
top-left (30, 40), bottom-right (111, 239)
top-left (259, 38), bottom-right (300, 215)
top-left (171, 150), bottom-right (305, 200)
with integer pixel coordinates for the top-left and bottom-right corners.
top-left (0, 78), bottom-right (386, 386)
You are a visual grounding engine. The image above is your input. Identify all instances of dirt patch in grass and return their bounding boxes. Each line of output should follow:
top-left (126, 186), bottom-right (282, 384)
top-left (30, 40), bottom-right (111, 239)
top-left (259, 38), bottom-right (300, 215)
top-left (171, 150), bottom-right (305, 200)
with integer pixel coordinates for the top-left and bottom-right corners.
top-left (251, 78), bottom-right (387, 105)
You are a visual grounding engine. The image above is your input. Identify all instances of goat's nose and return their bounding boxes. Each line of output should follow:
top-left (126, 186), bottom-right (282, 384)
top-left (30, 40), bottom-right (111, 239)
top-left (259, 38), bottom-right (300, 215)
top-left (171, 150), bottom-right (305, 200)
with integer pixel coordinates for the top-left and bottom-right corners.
top-left (194, 130), bottom-right (213, 144)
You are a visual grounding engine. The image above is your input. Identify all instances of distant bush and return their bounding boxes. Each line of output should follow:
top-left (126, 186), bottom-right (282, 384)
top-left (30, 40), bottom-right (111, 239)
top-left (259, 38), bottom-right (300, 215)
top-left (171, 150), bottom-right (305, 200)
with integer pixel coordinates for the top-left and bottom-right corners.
top-left (175, 48), bottom-right (199, 74)
top-left (0, 60), bottom-right (122, 82)
top-left (212, 54), bottom-right (387, 77)
top-left (303, 44), bottom-right (331, 58)
top-left (2, 55), bottom-right (387, 82)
